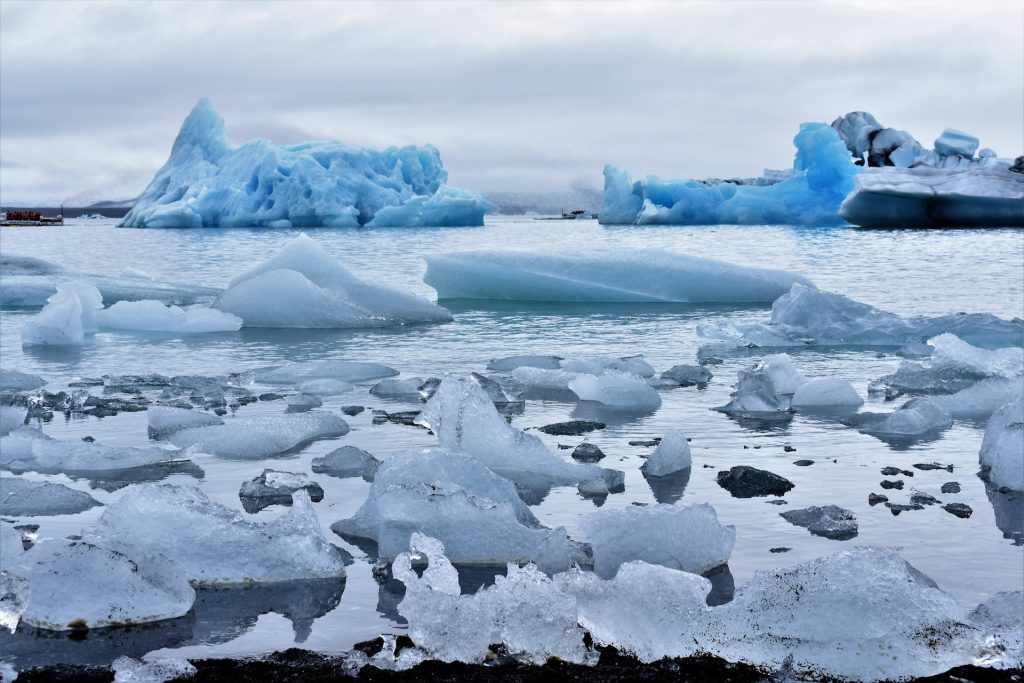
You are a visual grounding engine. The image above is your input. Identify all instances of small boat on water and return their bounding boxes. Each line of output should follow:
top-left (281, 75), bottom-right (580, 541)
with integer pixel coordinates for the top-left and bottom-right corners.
top-left (0, 209), bottom-right (64, 226)
top-left (534, 208), bottom-right (597, 221)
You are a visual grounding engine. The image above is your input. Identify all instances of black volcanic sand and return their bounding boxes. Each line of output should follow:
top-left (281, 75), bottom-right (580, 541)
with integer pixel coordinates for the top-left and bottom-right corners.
top-left (12, 648), bottom-right (1021, 683)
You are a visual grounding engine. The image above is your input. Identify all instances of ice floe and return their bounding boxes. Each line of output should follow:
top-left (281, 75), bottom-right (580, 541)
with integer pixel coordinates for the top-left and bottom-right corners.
top-left (790, 378), bottom-right (864, 408)
top-left (424, 249), bottom-right (812, 303)
top-left (1, 428), bottom-right (188, 476)
top-left (640, 429), bottom-right (692, 477)
top-left (0, 477), bottom-right (101, 516)
top-left (167, 411), bottom-right (348, 458)
top-left (979, 399), bottom-right (1023, 492)
top-left (147, 405), bottom-right (224, 439)
top-left (94, 299), bottom-right (242, 333)
top-left (121, 98), bottom-right (494, 228)
top-left (254, 359), bottom-right (399, 384)
top-left (213, 234), bottom-right (452, 328)
top-left (311, 446), bottom-right (380, 480)
top-left (84, 484), bottom-right (346, 584)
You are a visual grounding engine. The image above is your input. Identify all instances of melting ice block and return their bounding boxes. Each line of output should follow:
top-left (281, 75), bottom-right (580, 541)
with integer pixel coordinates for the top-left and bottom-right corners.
top-left (95, 300), bottom-right (241, 333)
top-left (147, 405), bottom-right (224, 439)
top-left (714, 360), bottom-right (792, 418)
top-left (3, 539), bottom-right (194, 630)
top-left (848, 398), bottom-right (953, 440)
top-left (0, 407), bottom-right (27, 436)
top-left (598, 123), bottom-right (859, 226)
top-left (214, 234), bottom-right (451, 328)
top-left (840, 166), bottom-right (1024, 228)
top-left (21, 283), bottom-right (102, 346)
top-left (167, 411), bottom-right (348, 458)
top-left (791, 378), bottom-right (863, 408)
top-left (580, 503), bottom-right (735, 578)
top-left (640, 429), bottom-right (692, 477)
top-left (980, 399), bottom-right (1023, 492)
top-left (254, 359), bottom-right (398, 384)
top-left (420, 376), bottom-right (624, 489)
top-left (873, 334), bottom-right (1023, 397)
top-left (568, 372), bottom-right (662, 411)
top-left (0, 370), bottom-right (45, 392)
top-left (1, 428), bottom-right (188, 476)
top-left (311, 445), bottom-right (380, 480)
top-left (699, 283), bottom-right (1024, 350)
top-left (111, 657), bottom-right (197, 683)
top-left (121, 98), bottom-right (494, 228)
top-left (0, 477), bottom-right (101, 516)
top-left (424, 249), bottom-right (812, 303)
top-left (84, 484), bottom-right (346, 584)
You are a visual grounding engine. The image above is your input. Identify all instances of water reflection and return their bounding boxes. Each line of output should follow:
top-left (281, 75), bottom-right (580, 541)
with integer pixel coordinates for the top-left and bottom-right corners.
top-left (984, 480), bottom-right (1023, 546)
top-left (643, 467), bottom-right (692, 504)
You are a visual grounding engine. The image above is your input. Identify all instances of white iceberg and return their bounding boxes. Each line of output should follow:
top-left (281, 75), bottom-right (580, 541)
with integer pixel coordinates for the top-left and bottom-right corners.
top-left (21, 283), bottom-right (101, 346)
top-left (424, 249), bottom-right (812, 303)
top-left (486, 354), bottom-right (562, 371)
top-left (979, 399), bottom-right (1023, 492)
top-left (791, 378), bottom-right (864, 408)
top-left (640, 429), bottom-right (692, 477)
top-left (3, 539), bottom-right (194, 630)
top-left (311, 445), bottom-right (380, 480)
top-left (0, 477), bottom-right (102, 516)
top-left (580, 503), bottom-right (735, 579)
top-left (598, 123), bottom-right (859, 226)
top-left (147, 405), bottom-right (224, 439)
top-left (95, 300), bottom-right (241, 333)
top-left (213, 234), bottom-right (452, 328)
top-left (0, 406), bottom-right (27, 436)
top-left (568, 372), bottom-right (662, 411)
top-left (849, 398), bottom-right (953, 439)
top-left (1, 428), bottom-right (188, 475)
top-left (120, 98), bottom-right (495, 228)
top-left (167, 411), bottom-right (348, 458)
top-left (84, 484), bottom-right (346, 584)
top-left (420, 377), bottom-right (624, 489)
top-left (714, 361), bottom-right (792, 418)
top-left (699, 283), bottom-right (1024, 350)
top-left (254, 359), bottom-right (398, 384)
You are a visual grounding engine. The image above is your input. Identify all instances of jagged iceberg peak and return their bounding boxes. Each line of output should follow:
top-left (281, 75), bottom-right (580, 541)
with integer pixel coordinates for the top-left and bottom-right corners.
top-left (121, 99), bottom-right (495, 228)
top-left (599, 122), bottom-right (860, 226)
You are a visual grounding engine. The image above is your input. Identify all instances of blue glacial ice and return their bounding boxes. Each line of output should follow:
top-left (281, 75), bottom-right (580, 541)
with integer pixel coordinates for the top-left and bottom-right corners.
top-left (424, 250), bottom-right (812, 303)
top-left (598, 122), bottom-right (859, 226)
top-left (120, 99), bottom-right (495, 228)
top-left (214, 234), bottom-right (452, 328)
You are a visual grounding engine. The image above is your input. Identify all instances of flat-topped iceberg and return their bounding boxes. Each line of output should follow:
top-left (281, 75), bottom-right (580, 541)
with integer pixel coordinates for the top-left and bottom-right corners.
top-left (599, 123), bottom-right (859, 226)
top-left (95, 300), bottom-right (242, 333)
top-left (699, 283), bottom-right (1024, 350)
top-left (840, 166), bottom-right (1024, 228)
top-left (84, 484), bottom-right (346, 584)
top-left (167, 411), bottom-right (348, 458)
top-left (213, 234), bottom-right (451, 328)
top-left (424, 249), bottom-right (812, 303)
top-left (121, 98), bottom-right (494, 228)
top-left (1, 428), bottom-right (188, 476)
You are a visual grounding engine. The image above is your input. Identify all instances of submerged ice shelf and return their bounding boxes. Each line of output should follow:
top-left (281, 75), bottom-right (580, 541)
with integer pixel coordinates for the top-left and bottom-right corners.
top-left (120, 99), bottom-right (495, 228)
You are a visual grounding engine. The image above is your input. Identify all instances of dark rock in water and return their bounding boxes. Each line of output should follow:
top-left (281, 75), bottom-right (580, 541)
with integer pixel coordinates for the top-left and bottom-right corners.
top-left (259, 392), bottom-right (284, 401)
top-left (557, 443), bottom-right (571, 450)
top-left (716, 466), bottom-right (794, 498)
top-left (941, 482), bottom-right (961, 494)
top-left (886, 502), bottom-right (924, 515)
top-left (880, 479), bottom-right (904, 490)
top-left (701, 357), bottom-right (725, 365)
top-left (629, 439), bottom-right (660, 447)
top-left (769, 547), bottom-right (791, 553)
top-left (910, 492), bottom-right (940, 506)
top-left (765, 499), bottom-right (788, 505)
top-left (69, 378), bottom-right (104, 388)
top-left (341, 405), bottom-right (365, 416)
top-left (571, 443), bottom-right (605, 462)
top-left (793, 459), bottom-right (814, 466)
top-left (372, 410), bottom-right (424, 428)
top-left (780, 505), bottom-right (858, 540)
top-left (660, 364), bottom-right (713, 387)
top-left (868, 493), bottom-right (889, 505)
top-left (213, 408), bottom-right (228, 416)
top-left (943, 502), bottom-right (973, 519)
top-left (82, 436), bottom-right (95, 442)
top-left (914, 462), bottom-right (953, 472)
top-left (538, 420), bottom-right (605, 436)
top-left (783, 445), bottom-right (796, 453)
top-left (239, 469), bottom-right (324, 513)
top-left (881, 466), bottom-right (901, 476)
top-left (311, 446), bottom-right (379, 481)
top-left (85, 406), bottom-right (117, 418)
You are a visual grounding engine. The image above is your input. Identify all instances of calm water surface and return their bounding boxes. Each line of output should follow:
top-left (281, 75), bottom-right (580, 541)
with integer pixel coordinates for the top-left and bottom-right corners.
top-left (0, 216), bottom-right (1022, 668)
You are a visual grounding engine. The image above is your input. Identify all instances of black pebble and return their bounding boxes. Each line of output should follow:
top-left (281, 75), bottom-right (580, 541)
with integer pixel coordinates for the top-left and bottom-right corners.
top-left (940, 482), bottom-right (961, 494)
top-left (880, 480), bottom-right (904, 490)
top-left (793, 459), bottom-right (814, 466)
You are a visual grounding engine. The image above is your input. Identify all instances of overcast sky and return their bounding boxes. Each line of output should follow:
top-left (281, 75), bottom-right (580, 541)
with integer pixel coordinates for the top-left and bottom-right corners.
top-left (1, 0), bottom-right (1021, 205)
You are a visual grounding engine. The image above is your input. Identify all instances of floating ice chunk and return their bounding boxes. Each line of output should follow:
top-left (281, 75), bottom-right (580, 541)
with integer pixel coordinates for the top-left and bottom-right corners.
top-left (254, 360), bottom-right (399, 384)
top-left (21, 283), bottom-right (102, 346)
top-left (0, 477), bottom-right (101, 516)
top-left (714, 361), bottom-right (792, 418)
top-left (393, 533), bottom-right (587, 664)
top-left (0, 407), bottom-right (27, 436)
top-left (85, 484), bottom-right (346, 584)
top-left (568, 372), bottom-right (662, 411)
top-left (420, 377), bottom-right (624, 489)
top-left (873, 334), bottom-right (1023, 397)
top-left (424, 249), bottom-right (813, 303)
top-left (239, 469), bottom-right (324, 513)
top-left (699, 283), bottom-right (1024, 349)
top-left (468, 372), bottom-right (524, 407)
top-left (830, 111), bottom-right (882, 159)
top-left (840, 166), bottom-right (1024, 228)
top-left (1, 428), bottom-right (188, 475)
top-left (979, 399), bottom-right (1023, 492)
top-left (599, 123), bottom-right (859, 226)
top-left (555, 562), bottom-right (711, 663)
top-left (214, 235), bottom-right (451, 328)
top-left (791, 378), bottom-right (863, 408)
top-left (0, 370), bottom-right (45, 392)
top-left (640, 429), bottom-right (692, 477)
top-left (0, 570), bottom-right (29, 633)
top-left (934, 128), bottom-right (980, 158)
top-left (851, 398), bottom-right (953, 439)
top-left (285, 393), bottom-right (322, 409)
top-left (930, 377), bottom-right (1024, 419)
top-left (95, 300), bottom-right (241, 333)
top-left (147, 406), bottom-right (224, 439)
top-left (486, 355), bottom-right (562, 371)
top-left (0, 525), bottom-right (25, 561)
top-left (311, 445), bottom-right (380, 480)
top-left (581, 503), bottom-right (735, 578)
top-left (780, 505), bottom-right (858, 540)
top-left (370, 377), bottom-right (426, 397)
top-left (758, 353), bottom-right (808, 394)
top-left (661, 364), bottom-right (713, 386)
top-left (969, 592), bottom-right (1023, 669)
top-left (706, 547), bottom-right (974, 680)
top-left (297, 378), bottom-right (353, 396)
top-left (121, 99), bottom-right (493, 229)
top-left (167, 411), bottom-right (348, 458)
top-left (4, 539), bottom-right (194, 630)
top-left (112, 656), bottom-right (197, 683)
top-left (509, 366), bottom-right (579, 392)
top-left (563, 355), bottom-right (655, 378)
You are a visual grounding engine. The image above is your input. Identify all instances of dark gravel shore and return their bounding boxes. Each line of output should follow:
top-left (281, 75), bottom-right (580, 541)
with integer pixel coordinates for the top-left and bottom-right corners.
top-left (12, 647), bottom-right (1022, 683)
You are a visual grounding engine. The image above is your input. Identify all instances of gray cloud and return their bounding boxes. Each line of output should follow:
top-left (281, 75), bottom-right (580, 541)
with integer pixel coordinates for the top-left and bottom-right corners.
top-left (1, 0), bottom-right (1021, 204)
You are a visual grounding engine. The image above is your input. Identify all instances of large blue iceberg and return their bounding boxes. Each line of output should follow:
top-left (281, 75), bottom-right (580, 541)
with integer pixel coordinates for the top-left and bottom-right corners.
top-left (599, 123), bottom-right (860, 226)
top-left (120, 99), bottom-right (496, 228)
